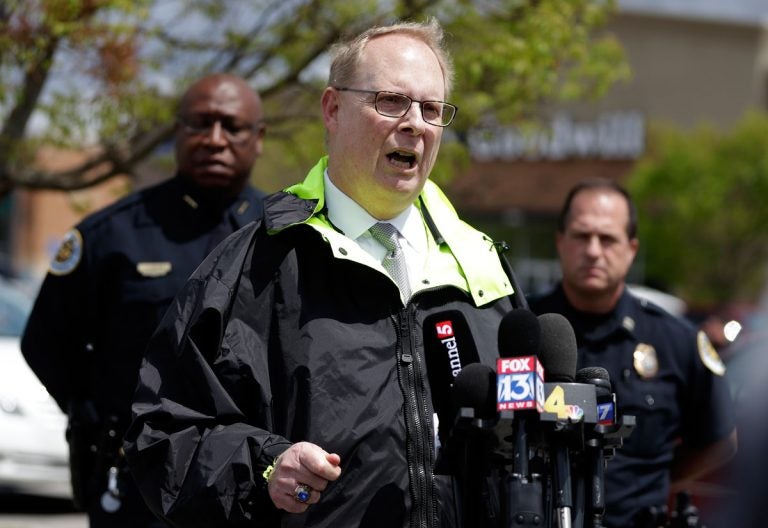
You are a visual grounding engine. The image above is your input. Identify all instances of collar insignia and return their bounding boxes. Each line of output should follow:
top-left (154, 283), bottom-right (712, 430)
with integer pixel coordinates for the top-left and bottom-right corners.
top-left (183, 194), bottom-right (198, 209)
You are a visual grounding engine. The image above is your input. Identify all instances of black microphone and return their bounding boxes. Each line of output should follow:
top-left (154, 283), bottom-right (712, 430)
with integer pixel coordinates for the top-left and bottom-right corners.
top-left (496, 309), bottom-right (541, 473)
top-left (496, 309), bottom-right (546, 528)
top-left (537, 312), bottom-right (577, 383)
top-left (575, 366), bottom-right (637, 528)
top-left (576, 366), bottom-right (613, 528)
top-left (448, 363), bottom-right (498, 527)
top-left (537, 313), bottom-right (579, 528)
top-left (498, 309), bottom-right (541, 359)
top-left (436, 362), bottom-right (498, 476)
top-left (423, 311), bottom-right (481, 444)
top-left (576, 367), bottom-right (614, 426)
top-left (452, 362), bottom-right (497, 420)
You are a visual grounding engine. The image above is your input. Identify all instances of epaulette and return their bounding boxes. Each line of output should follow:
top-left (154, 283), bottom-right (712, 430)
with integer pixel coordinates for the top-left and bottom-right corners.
top-left (637, 297), bottom-right (666, 316)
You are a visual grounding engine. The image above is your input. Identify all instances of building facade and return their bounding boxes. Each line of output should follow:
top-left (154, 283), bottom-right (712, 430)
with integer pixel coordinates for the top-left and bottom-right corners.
top-left (446, 2), bottom-right (768, 295)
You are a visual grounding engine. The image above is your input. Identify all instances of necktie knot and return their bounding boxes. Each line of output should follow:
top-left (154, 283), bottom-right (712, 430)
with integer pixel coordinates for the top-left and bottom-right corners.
top-left (369, 222), bottom-right (411, 301)
top-left (369, 222), bottom-right (401, 253)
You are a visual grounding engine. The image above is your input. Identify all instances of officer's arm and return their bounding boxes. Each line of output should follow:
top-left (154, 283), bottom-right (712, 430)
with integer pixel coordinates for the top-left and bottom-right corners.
top-left (670, 427), bottom-right (737, 491)
top-left (21, 238), bottom-right (90, 412)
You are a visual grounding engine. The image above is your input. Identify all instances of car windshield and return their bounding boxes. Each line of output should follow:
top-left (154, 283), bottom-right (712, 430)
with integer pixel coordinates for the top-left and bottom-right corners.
top-left (0, 280), bottom-right (32, 337)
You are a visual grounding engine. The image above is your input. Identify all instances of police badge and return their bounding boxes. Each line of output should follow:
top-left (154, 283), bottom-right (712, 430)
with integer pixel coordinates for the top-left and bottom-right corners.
top-left (633, 343), bottom-right (659, 379)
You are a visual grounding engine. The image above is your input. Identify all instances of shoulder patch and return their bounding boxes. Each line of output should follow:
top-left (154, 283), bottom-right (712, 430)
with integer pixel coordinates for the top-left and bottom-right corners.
top-left (698, 330), bottom-right (726, 376)
top-left (49, 229), bottom-right (83, 276)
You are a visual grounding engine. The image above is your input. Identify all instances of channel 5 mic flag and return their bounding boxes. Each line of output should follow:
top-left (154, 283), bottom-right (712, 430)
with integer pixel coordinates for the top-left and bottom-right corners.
top-left (496, 356), bottom-right (545, 412)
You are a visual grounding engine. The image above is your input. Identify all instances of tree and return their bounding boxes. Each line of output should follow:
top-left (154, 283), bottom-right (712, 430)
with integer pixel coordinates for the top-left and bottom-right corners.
top-left (627, 112), bottom-right (768, 308)
top-left (0, 0), bottom-right (629, 198)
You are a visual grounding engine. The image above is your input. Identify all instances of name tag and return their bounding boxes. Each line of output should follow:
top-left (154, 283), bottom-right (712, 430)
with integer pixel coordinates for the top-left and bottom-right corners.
top-left (136, 261), bottom-right (172, 277)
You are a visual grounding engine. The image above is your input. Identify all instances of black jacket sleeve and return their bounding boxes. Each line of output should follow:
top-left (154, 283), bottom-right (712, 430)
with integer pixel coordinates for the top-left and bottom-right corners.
top-left (123, 224), bottom-right (291, 527)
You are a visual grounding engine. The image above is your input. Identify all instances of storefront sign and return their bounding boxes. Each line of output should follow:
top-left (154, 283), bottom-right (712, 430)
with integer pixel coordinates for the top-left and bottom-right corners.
top-left (468, 111), bottom-right (645, 162)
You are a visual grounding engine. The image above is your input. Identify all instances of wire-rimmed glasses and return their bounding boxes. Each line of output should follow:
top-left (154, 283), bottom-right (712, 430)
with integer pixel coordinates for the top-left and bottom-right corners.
top-left (334, 87), bottom-right (458, 127)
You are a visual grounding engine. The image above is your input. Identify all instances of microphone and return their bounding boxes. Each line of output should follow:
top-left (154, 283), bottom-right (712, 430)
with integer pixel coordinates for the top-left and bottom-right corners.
top-left (495, 309), bottom-right (546, 528)
top-left (576, 366), bottom-right (614, 426)
top-left (537, 312), bottom-right (577, 383)
top-left (537, 313), bottom-right (579, 528)
top-left (437, 362), bottom-right (498, 477)
top-left (448, 363), bottom-right (499, 527)
top-left (575, 366), bottom-right (636, 528)
top-left (452, 362), bottom-right (497, 420)
top-left (576, 367), bottom-right (613, 528)
top-left (423, 311), bottom-right (481, 444)
top-left (496, 309), bottom-right (543, 413)
top-left (495, 309), bottom-right (541, 471)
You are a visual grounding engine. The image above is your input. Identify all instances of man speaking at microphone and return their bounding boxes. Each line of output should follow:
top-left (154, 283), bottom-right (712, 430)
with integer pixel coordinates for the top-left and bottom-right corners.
top-left (124, 19), bottom-right (528, 528)
top-left (529, 179), bottom-right (737, 528)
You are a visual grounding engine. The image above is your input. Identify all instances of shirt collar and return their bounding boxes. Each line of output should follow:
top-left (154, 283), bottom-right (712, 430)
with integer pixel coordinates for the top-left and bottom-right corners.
top-left (554, 283), bottom-right (636, 342)
top-left (323, 170), bottom-right (426, 252)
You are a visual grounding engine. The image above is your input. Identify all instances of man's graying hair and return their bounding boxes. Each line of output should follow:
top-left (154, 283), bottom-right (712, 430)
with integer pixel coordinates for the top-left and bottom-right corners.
top-left (557, 178), bottom-right (639, 239)
top-left (327, 18), bottom-right (455, 97)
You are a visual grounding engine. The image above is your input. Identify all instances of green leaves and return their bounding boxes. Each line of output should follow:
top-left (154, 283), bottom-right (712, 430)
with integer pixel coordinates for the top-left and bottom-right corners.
top-left (0, 0), bottom-right (627, 197)
top-left (446, 0), bottom-right (628, 127)
top-left (628, 112), bottom-right (768, 307)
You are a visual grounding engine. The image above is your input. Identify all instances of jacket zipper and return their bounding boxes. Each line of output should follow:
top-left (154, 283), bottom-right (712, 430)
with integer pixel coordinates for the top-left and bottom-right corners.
top-left (397, 309), bottom-right (437, 528)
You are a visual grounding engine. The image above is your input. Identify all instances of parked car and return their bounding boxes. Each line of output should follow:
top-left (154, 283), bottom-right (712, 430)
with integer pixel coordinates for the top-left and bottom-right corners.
top-left (627, 283), bottom-right (688, 317)
top-left (0, 278), bottom-right (71, 498)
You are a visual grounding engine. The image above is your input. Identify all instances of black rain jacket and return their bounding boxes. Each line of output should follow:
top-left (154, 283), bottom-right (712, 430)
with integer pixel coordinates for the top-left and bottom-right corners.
top-left (124, 159), bottom-right (527, 527)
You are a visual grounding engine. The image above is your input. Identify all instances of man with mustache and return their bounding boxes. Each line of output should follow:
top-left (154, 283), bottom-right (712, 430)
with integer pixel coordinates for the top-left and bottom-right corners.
top-left (529, 179), bottom-right (737, 527)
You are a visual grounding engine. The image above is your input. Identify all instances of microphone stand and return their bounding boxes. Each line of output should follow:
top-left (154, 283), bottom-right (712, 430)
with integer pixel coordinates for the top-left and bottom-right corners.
top-left (553, 440), bottom-right (574, 528)
top-left (583, 415), bottom-right (636, 528)
top-left (437, 407), bottom-right (500, 528)
top-left (501, 411), bottom-right (545, 527)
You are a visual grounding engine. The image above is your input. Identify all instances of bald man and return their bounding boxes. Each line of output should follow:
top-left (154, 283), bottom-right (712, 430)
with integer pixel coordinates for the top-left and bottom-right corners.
top-left (22, 73), bottom-right (267, 527)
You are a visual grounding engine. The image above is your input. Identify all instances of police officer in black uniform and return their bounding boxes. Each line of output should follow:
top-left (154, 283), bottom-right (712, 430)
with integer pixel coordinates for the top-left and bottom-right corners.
top-left (529, 179), bottom-right (737, 528)
top-left (21, 73), bottom-right (267, 528)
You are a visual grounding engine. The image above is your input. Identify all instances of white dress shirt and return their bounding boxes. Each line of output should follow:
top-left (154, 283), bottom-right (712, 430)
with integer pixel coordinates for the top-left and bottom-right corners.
top-left (323, 171), bottom-right (429, 297)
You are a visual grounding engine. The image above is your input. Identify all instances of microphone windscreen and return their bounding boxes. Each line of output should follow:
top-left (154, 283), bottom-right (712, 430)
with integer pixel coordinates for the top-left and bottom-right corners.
top-left (576, 366), bottom-right (612, 396)
top-left (497, 309), bottom-right (541, 359)
top-left (452, 363), bottom-right (496, 420)
top-left (538, 313), bottom-right (577, 382)
top-left (423, 310), bottom-right (481, 440)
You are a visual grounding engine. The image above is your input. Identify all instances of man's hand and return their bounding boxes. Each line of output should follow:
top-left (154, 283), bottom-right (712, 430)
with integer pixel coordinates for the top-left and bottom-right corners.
top-left (267, 442), bottom-right (342, 513)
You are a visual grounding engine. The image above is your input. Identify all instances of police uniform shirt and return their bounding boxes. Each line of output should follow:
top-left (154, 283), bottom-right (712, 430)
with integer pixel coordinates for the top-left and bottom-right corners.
top-left (22, 176), bottom-right (265, 422)
top-left (529, 284), bottom-right (734, 528)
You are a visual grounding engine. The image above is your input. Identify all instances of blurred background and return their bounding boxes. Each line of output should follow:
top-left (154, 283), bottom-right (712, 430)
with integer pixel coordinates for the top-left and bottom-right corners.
top-left (1, 0), bottom-right (767, 524)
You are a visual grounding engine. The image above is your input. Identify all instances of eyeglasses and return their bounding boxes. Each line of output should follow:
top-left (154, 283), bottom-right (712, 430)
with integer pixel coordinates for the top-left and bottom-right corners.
top-left (334, 87), bottom-right (457, 127)
top-left (177, 115), bottom-right (264, 144)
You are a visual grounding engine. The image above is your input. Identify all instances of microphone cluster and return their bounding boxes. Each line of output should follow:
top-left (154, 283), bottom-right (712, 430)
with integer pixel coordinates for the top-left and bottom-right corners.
top-left (433, 309), bottom-right (635, 528)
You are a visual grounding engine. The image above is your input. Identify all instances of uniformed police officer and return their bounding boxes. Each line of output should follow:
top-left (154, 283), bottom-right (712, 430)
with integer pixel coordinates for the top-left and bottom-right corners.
top-left (529, 178), bottom-right (737, 528)
top-left (21, 73), bottom-right (267, 528)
